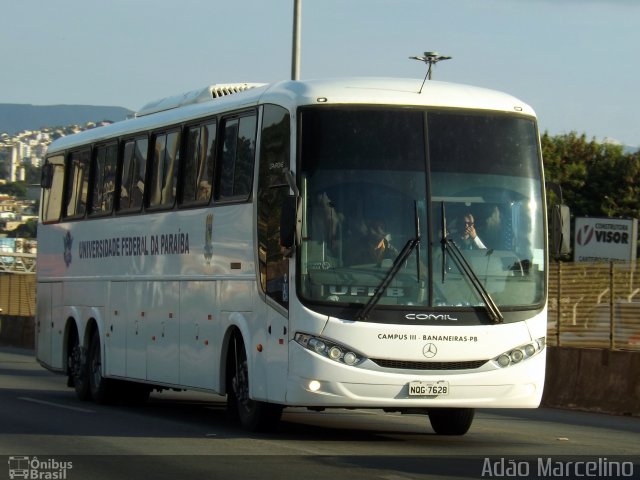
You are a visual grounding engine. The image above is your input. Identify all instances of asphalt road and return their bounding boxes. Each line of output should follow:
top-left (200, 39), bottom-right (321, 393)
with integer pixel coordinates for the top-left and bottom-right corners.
top-left (1, 347), bottom-right (639, 479)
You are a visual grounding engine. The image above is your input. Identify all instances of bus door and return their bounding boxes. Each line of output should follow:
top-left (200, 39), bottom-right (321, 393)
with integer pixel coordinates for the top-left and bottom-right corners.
top-left (256, 104), bottom-right (291, 402)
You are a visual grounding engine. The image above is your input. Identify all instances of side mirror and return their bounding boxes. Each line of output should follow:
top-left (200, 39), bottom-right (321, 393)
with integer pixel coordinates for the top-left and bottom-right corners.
top-left (280, 195), bottom-right (296, 250)
top-left (41, 163), bottom-right (53, 189)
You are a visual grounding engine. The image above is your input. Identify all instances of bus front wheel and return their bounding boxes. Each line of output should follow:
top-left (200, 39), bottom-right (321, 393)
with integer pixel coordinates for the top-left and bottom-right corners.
top-left (428, 408), bottom-right (475, 435)
top-left (227, 336), bottom-right (283, 431)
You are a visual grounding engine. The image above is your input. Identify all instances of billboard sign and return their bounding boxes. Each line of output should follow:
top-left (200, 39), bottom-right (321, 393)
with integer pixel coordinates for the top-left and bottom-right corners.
top-left (574, 217), bottom-right (638, 262)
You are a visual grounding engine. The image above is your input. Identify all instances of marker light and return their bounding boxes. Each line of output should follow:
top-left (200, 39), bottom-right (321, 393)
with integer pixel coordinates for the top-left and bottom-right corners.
top-left (295, 333), bottom-right (365, 366)
top-left (493, 337), bottom-right (545, 369)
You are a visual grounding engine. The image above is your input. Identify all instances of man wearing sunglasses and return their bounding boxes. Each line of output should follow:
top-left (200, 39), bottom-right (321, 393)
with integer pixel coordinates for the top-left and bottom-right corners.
top-left (461, 213), bottom-right (487, 250)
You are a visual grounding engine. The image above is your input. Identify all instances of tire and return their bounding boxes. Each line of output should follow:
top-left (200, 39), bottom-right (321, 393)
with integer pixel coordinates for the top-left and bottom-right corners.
top-left (68, 329), bottom-right (90, 401)
top-left (87, 332), bottom-right (116, 404)
top-left (428, 408), bottom-right (475, 435)
top-left (227, 336), bottom-right (283, 432)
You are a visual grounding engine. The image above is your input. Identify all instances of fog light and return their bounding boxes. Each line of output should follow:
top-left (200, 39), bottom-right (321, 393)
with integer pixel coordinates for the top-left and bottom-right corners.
top-left (308, 380), bottom-right (321, 392)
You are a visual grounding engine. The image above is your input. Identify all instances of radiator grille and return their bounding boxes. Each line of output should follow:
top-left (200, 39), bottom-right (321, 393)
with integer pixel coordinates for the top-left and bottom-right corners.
top-left (371, 358), bottom-right (488, 370)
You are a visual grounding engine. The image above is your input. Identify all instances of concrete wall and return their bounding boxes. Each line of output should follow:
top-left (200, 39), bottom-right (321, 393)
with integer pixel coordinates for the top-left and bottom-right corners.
top-left (542, 346), bottom-right (640, 416)
top-left (0, 315), bottom-right (35, 349)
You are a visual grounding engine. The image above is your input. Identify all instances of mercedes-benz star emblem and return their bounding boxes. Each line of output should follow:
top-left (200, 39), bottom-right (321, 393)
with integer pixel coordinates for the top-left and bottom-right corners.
top-left (423, 343), bottom-right (437, 358)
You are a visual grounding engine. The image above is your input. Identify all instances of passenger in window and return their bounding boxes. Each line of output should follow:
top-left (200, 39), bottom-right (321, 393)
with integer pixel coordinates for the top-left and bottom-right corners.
top-left (345, 217), bottom-right (399, 266)
top-left (313, 192), bottom-right (343, 243)
top-left (306, 191), bottom-right (344, 268)
top-left (367, 219), bottom-right (400, 265)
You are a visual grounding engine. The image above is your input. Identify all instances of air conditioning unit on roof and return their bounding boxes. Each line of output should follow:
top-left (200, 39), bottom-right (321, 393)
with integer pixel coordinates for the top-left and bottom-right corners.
top-left (135, 83), bottom-right (266, 117)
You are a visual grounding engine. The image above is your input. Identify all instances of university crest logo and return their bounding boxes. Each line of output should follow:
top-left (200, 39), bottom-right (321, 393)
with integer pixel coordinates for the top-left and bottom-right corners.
top-left (63, 230), bottom-right (73, 267)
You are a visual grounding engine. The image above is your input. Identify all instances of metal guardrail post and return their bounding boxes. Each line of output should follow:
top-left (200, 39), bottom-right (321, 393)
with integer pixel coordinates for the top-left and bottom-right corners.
top-left (609, 261), bottom-right (614, 350)
top-left (556, 262), bottom-right (561, 346)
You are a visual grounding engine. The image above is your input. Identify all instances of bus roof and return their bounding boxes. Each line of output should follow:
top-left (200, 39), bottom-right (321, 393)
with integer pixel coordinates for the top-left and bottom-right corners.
top-left (47, 77), bottom-right (536, 154)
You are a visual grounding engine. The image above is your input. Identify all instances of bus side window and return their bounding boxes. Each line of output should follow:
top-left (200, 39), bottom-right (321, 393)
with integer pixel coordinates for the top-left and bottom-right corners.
top-left (90, 143), bottom-right (117, 215)
top-left (181, 121), bottom-right (216, 205)
top-left (149, 130), bottom-right (180, 209)
top-left (41, 155), bottom-right (66, 223)
top-left (118, 138), bottom-right (148, 212)
top-left (257, 105), bottom-right (291, 306)
top-left (216, 112), bottom-right (257, 202)
top-left (65, 148), bottom-right (90, 218)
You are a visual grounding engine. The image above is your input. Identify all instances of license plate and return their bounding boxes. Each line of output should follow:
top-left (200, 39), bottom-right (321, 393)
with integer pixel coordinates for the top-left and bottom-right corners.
top-left (408, 380), bottom-right (449, 396)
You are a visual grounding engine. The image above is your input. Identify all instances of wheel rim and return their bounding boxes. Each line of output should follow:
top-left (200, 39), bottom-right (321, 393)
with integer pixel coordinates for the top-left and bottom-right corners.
top-left (70, 344), bottom-right (84, 380)
top-left (233, 351), bottom-right (257, 417)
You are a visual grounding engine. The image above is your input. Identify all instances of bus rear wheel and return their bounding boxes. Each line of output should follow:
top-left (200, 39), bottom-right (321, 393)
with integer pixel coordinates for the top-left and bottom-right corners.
top-left (88, 332), bottom-right (116, 404)
top-left (227, 336), bottom-right (282, 431)
top-left (69, 329), bottom-right (90, 401)
top-left (428, 408), bottom-right (475, 435)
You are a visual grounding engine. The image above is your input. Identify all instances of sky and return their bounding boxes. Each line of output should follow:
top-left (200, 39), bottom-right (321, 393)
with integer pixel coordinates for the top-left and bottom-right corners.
top-left (1, 0), bottom-right (638, 147)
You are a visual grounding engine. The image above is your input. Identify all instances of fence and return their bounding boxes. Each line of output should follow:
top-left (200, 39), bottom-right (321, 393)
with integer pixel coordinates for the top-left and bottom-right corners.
top-left (547, 261), bottom-right (640, 351)
top-left (0, 272), bottom-right (36, 317)
top-left (0, 272), bottom-right (36, 348)
top-left (1, 262), bottom-right (639, 350)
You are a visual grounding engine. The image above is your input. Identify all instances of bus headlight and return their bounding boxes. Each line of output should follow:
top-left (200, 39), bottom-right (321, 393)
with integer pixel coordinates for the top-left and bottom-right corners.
top-left (493, 337), bottom-right (545, 368)
top-left (295, 333), bottom-right (365, 366)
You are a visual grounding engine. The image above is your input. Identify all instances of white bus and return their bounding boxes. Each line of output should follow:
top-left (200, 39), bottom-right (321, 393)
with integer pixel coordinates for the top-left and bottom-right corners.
top-left (36, 78), bottom-right (547, 435)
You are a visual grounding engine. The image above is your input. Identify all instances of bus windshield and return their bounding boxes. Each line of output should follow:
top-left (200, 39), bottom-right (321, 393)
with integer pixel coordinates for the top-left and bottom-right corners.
top-left (298, 107), bottom-right (545, 319)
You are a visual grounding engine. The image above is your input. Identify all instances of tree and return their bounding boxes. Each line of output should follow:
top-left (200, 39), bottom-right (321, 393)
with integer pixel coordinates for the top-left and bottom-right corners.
top-left (0, 181), bottom-right (27, 198)
top-left (7, 219), bottom-right (37, 238)
top-left (542, 132), bottom-right (640, 219)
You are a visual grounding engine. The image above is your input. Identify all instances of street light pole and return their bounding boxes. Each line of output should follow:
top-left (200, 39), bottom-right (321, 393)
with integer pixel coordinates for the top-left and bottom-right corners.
top-left (291, 0), bottom-right (301, 80)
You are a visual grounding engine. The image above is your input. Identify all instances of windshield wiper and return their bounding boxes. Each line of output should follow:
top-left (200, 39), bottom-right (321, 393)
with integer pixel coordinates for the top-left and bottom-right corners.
top-left (356, 201), bottom-right (421, 320)
top-left (441, 202), bottom-right (447, 283)
top-left (440, 202), bottom-right (503, 324)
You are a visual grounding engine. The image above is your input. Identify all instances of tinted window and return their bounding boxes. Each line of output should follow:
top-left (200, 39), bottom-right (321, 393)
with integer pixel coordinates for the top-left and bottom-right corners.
top-left (65, 149), bottom-right (90, 218)
top-left (149, 130), bottom-right (180, 208)
top-left (41, 155), bottom-right (65, 223)
top-left (428, 112), bottom-right (540, 179)
top-left (118, 138), bottom-right (148, 212)
top-left (181, 122), bottom-right (216, 205)
top-left (216, 113), bottom-right (256, 201)
top-left (90, 143), bottom-right (117, 215)
top-left (257, 105), bottom-right (290, 305)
